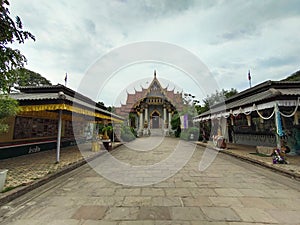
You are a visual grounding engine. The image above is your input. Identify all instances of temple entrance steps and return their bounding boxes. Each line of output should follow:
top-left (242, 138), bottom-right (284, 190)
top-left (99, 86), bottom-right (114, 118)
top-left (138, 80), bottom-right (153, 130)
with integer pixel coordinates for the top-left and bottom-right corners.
top-left (150, 128), bottom-right (164, 137)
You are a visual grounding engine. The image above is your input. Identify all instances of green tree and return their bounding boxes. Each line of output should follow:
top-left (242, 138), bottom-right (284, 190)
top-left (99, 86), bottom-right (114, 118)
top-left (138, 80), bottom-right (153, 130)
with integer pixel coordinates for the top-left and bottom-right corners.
top-left (0, 0), bottom-right (35, 132)
top-left (16, 68), bottom-right (51, 86)
top-left (0, 0), bottom-right (35, 93)
top-left (107, 106), bottom-right (115, 113)
top-left (97, 101), bottom-right (108, 110)
top-left (200, 88), bottom-right (238, 114)
top-left (0, 95), bottom-right (18, 132)
top-left (5, 68), bottom-right (51, 92)
top-left (171, 112), bottom-right (181, 137)
top-left (283, 70), bottom-right (300, 81)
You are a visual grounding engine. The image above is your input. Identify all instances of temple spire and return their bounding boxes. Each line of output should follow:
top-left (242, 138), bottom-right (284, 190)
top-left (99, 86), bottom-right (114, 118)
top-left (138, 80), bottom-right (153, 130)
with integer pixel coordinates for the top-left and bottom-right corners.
top-left (154, 70), bottom-right (156, 78)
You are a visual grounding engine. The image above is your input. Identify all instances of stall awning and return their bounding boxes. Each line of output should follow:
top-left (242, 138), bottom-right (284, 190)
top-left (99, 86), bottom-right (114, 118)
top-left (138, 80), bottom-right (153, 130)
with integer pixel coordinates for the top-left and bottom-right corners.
top-left (193, 86), bottom-right (300, 122)
top-left (20, 104), bottom-right (123, 123)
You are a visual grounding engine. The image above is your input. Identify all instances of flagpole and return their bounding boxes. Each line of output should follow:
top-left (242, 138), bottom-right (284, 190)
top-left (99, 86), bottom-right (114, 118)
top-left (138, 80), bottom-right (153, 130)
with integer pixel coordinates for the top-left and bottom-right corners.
top-left (64, 73), bottom-right (67, 86)
top-left (248, 70), bottom-right (251, 88)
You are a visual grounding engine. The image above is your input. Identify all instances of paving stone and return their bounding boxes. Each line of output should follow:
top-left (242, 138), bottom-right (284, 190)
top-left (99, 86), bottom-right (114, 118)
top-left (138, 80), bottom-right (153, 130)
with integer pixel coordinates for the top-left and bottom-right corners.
top-left (91, 187), bottom-right (117, 196)
top-left (1, 138), bottom-right (300, 224)
top-left (164, 188), bottom-right (192, 197)
top-left (267, 189), bottom-right (300, 198)
top-left (266, 209), bottom-right (300, 224)
top-left (138, 206), bottom-right (171, 220)
top-left (155, 221), bottom-right (190, 225)
top-left (228, 223), bottom-right (266, 225)
top-left (82, 221), bottom-right (118, 225)
top-left (265, 198), bottom-right (300, 210)
top-left (190, 188), bottom-right (217, 197)
top-left (71, 205), bottom-right (107, 220)
top-left (181, 196), bottom-right (213, 207)
top-left (151, 197), bottom-right (183, 207)
top-left (1, 219), bottom-right (43, 225)
top-left (201, 206), bottom-right (241, 222)
top-left (46, 219), bottom-right (81, 225)
top-left (141, 188), bottom-right (165, 196)
top-left (214, 188), bottom-right (243, 197)
top-left (171, 206), bottom-right (206, 220)
top-left (238, 197), bottom-right (276, 209)
top-left (232, 207), bottom-right (277, 223)
top-left (209, 197), bottom-right (243, 207)
top-left (119, 221), bottom-right (155, 225)
top-left (115, 188), bottom-right (141, 196)
top-left (174, 181), bottom-right (198, 188)
top-left (237, 188), bottom-right (269, 197)
top-left (92, 197), bottom-right (125, 206)
top-left (15, 205), bottom-right (78, 221)
top-left (122, 196), bottom-right (152, 206)
top-left (104, 207), bottom-right (139, 220)
top-left (191, 222), bottom-right (229, 225)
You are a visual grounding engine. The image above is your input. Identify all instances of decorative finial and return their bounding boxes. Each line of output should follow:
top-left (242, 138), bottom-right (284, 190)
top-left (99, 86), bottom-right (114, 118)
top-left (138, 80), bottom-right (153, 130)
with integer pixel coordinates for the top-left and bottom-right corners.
top-left (154, 70), bottom-right (156, 78)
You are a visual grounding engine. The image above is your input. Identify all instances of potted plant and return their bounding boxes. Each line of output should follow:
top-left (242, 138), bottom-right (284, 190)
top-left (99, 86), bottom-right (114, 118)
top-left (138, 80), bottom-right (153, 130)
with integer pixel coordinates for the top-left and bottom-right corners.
top-left (102, 125), bottom-right (112, 140)
top-left (101, 125), bottom-right (113, 150)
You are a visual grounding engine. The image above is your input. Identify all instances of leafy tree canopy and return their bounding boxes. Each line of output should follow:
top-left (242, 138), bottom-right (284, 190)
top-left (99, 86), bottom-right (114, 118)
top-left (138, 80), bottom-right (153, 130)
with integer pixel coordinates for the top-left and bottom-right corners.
top-left (0, 0), bottom-right (35, 93)
top-left (198, 88), bottom-right (238, 114)
top-left (0, 0), bottom-right (34, 133)
top-left (3, 68), bottom-right (52, 92)
top-left (0, 95), bottom-right (18, 132)
top-left (282, 70), bottom-right (300, 81)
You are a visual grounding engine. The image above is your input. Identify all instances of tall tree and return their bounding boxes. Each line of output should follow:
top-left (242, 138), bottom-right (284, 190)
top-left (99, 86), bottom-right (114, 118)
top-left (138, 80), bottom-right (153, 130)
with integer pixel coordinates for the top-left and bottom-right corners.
top-left (199, 88), bottom-right (238, 114)
top-left (0, 0), bottom-right (35, 93)
top-left (0, 0), bottom-right (35, 132)
top-left (283, 70), bottom-right (300, 81)
top-left (0, 95), bottom-right (18, 132)
top-left (15, 68), bottom-right (51, 87)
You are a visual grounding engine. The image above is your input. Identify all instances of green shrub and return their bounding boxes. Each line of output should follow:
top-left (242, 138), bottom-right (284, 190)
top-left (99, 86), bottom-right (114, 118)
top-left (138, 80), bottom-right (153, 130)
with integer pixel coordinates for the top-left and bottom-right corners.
top-left (180, 127), bottom-right (199, 141)
top-left (120, 125), bottom-right (136, 142)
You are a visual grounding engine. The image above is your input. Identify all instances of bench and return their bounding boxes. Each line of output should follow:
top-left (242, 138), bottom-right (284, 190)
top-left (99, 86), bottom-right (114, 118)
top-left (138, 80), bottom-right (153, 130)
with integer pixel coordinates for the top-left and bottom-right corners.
top-left (256, 146), bottom-right (274, 156)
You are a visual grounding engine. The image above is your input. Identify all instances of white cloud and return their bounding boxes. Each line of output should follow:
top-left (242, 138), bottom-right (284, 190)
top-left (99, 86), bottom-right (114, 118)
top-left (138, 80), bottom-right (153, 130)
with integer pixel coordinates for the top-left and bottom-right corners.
top-left (8, 0), bottom-right (300, 106)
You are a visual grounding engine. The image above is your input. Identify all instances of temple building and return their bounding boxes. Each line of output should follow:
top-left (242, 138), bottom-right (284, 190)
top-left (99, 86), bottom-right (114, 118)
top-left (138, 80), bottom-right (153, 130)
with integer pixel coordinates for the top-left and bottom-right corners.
top-left (115, 71), bottom-right (184, 136)
top-left (193, 80), bottom-right (300, 155)
top-left (0, 84), bottom-right (123, 159)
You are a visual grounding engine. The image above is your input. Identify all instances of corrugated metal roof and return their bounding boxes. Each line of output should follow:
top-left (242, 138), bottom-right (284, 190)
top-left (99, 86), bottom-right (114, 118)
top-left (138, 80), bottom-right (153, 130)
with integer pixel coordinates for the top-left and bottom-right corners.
top-left (10, 93), bottom-right (59, 100)
top-left (17, 85), bottom-right (56, 89)
top-left (276, 88), bottom-right (300, 95)
top-left (225, 88), bottom-right (279, 109)
top-left (10, 92), bottom-right (124, 120)
top-left (196, 87), bottom-right (300, 118)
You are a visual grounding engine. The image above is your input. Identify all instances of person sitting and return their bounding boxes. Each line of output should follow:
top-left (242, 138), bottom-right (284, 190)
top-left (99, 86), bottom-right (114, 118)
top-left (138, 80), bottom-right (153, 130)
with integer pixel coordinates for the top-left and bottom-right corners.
top-left (272, 145), bottom-right (290, 164)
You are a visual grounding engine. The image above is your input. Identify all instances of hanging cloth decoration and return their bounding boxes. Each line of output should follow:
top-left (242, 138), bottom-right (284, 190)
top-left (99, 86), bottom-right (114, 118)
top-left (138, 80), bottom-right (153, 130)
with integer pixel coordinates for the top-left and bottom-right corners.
top-left (279, 97), bottom-right (300, 118)
top-left (255, 104), bottom-right (275, 120)
top-left (275, 104), bottom-right (284, 137)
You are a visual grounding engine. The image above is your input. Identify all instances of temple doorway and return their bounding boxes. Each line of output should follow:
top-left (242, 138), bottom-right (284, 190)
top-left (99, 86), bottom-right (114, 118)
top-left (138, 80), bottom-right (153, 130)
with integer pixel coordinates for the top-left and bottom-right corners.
top-left (151, 111), bottom-right (160, 129)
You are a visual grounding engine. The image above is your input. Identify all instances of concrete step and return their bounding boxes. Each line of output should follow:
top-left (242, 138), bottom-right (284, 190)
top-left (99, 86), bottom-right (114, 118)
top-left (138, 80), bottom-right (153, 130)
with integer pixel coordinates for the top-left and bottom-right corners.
top-left (150, 129), bottom-right (163, 136)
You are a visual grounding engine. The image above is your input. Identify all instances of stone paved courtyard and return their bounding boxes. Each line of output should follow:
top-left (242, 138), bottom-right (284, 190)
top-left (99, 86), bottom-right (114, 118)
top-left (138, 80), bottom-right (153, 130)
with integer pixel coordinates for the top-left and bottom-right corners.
top-left (0, 143), bottom-right (101, 189)
top-left (1, 137), bottom-right (300, 224)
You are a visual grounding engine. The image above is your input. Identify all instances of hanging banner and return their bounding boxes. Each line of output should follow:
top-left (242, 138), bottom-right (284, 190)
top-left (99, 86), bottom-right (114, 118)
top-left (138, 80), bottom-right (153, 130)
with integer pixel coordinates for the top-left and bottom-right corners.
top-left (184, 114), bottom-right (189, 129)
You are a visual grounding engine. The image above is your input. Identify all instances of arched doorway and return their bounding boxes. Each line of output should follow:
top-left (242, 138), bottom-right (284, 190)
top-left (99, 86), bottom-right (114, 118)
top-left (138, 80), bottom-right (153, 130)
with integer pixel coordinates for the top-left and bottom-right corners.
top-left (151, 111), bottom-right (160, 129)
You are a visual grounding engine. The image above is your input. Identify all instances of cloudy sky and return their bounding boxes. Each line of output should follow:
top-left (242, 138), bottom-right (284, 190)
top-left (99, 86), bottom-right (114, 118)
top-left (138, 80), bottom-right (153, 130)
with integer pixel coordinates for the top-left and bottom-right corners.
top-left (9, 0), bottom-right (300, 106)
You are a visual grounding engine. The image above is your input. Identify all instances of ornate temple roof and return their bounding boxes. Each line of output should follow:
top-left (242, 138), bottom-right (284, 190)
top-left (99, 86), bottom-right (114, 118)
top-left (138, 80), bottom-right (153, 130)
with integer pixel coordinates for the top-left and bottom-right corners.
top-left (115, 71), bottom-right (183, 116)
